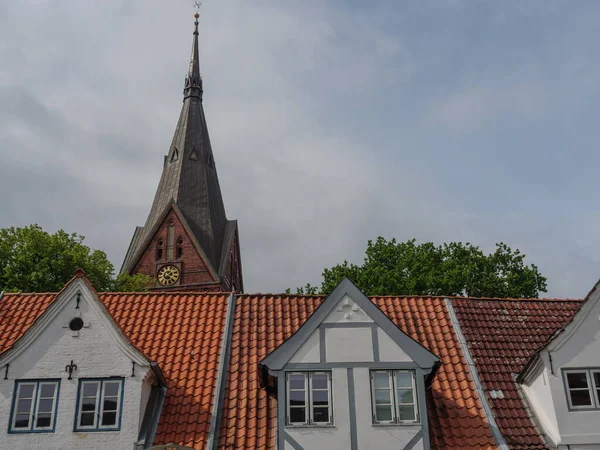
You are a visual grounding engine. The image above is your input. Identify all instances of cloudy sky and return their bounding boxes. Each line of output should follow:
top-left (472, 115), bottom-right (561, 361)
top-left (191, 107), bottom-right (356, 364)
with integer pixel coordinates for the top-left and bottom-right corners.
top-left (2, 0), bottom-right (600, 297)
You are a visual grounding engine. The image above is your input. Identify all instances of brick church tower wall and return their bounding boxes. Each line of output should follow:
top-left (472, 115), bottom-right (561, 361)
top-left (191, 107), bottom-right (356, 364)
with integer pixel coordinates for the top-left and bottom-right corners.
top-left (132, 209), bottom-right (217, 289)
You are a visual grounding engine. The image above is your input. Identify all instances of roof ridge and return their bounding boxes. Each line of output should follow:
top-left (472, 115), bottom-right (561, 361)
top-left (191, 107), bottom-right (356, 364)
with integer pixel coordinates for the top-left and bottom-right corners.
top-left (450, 296), bottom-right (584, 302)
top-left (2, 292), bottom-right (58, 296)
top-left (101, 291), bottom-right (231, 296)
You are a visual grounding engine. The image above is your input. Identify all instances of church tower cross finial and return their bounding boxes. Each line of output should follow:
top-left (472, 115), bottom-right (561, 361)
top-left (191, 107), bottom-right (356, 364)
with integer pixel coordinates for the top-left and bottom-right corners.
top-left (185, 3), bottom-right (203, 100)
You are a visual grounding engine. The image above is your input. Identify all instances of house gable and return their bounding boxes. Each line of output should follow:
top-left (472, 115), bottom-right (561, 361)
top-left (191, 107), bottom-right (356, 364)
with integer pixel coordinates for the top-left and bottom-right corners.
top-left (261, 278), bottom-right (439, 371)
top-left (518, 284), bottom-right (600, 446)
top-left (260, 279), bottom-right (439, 450)
top-left (0, 273), bottom-right (162, 450)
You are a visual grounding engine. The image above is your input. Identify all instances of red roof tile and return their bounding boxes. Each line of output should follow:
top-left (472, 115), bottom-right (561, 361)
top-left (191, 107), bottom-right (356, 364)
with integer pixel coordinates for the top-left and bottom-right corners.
top-left (218, 295), bottom-right (498, 450)
top-left (0, 293), bottom-right (55, 354)
top-left (451, 298), bottom-right (583, 450)
top-left (0, 291), bottom-right (229, 450)
top-left (1, 288), bottom-right (580, 450)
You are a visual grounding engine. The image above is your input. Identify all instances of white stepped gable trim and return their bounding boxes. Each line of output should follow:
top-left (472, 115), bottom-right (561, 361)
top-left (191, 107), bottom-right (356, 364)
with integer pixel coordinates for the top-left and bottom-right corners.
top-left (0, 277), bottom-right (151, 368)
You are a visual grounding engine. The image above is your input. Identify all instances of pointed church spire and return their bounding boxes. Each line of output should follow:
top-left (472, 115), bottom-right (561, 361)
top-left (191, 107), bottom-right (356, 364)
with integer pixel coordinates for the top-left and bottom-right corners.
top-left (121, 6), bottom-right (243, 293)
top-left (184, 11), bottom-right (203, 100)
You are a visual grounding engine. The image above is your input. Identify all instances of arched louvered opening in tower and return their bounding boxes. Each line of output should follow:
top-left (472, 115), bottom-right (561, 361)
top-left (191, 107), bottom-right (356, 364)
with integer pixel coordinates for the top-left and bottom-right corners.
top-left (176, 237), bottom-right (184, 259)
top-left (156, 240), bottom-right (164, 261)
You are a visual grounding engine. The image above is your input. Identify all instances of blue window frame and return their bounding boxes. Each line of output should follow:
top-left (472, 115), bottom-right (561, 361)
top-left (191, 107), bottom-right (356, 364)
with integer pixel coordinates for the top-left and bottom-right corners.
top-left (9, 380), bottom-right (60, 433)
top-left (74, 378), bottom-right (124, 431)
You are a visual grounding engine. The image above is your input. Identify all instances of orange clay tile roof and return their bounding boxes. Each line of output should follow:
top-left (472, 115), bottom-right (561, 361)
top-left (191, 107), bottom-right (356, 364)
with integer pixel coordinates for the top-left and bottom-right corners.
top-left (0, 291), bottom-right (229, 450)
top-left (218, 295), bottom-right (498, 450)
top-left (451, 297), bottom-right (583, 450)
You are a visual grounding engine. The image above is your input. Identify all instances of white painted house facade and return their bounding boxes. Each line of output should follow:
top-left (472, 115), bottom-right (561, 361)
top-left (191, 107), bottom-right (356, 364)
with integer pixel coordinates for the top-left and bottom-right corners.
top-left (0, 275), bottom-right (166, 450)
top-left (260, 279), bottom-right (440, 450)
top-left (519, 281), bottom-right (600, 449)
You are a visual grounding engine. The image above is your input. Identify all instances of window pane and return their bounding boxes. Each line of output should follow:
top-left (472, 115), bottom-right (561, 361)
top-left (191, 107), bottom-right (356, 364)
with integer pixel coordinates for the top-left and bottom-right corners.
top-left (289, 390), bottom-right (305, 406)
top-left (36, 414), bottom-right (51, 428)
top-left (104, 382), bottom-right (120, 397)
top-left (375, 389), bottom-right (391, 404)
top-left (373, 373), bottom-right (390, 389)
top-left (375, 405), bottom-right (393, 421)
top-left (82, 397), bottom-right (96, 412)
top-left (19, 384), bottom-right (35, 398)
top-left (14, 414), bottom-right (29, 428)
top-left (594, 372), bottom-right (600, 389)
top-left (395, 372), bottom-right (413, 388)
top-left (570, 389), bottom-right (592, 406)
top-left (83, 383), bottom-right (99, 397)
top-left (312, 390), bottom-right (328, 405)
top-left (397, 388), bottom-right (414, 404)
top-left (38, 398), bottom-right (54, 413)
top-left (289, 375), bottom-right (306, 390)
top-left (289, 408), bottom-right (306, 423)
top-left (567, 372), bottom-right (589, 389)
top-left (398, 405), bottom-right (416, 421)
top-left (17, 399), bottom-right (32, 413)
top-left (103, 398), bottom-right (118, 412)
top-left (39, 384), bottom-right (56, 398)
top-left (80, 412), bottom-right (95, 427)
top-left (102, 411), bottom-right (117, 426)
top-left (313, 407), bottom-right (329, 423)
top-left (311, 374), bottom-right (328, 390)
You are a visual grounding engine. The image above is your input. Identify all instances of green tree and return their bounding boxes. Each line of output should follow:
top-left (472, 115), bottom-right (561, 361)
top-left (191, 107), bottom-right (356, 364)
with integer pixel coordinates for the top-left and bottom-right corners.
top-left (113, 272), bottom-right (154, 292)
top-left (307, 237), bottom-right (547, 298)
top-left (0, 225), bottom-right (151, 292)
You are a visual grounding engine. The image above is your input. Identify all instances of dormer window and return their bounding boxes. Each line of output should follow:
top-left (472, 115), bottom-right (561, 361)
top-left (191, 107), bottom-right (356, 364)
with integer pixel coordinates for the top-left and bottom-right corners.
top-left (370, 370), bottom-right (419, 424)
top-left (564, 369), bottom-right (600, 410)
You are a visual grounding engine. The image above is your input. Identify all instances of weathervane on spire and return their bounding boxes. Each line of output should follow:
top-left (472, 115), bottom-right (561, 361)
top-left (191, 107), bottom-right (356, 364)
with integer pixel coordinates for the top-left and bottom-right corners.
top-left (194, 1), bottom-right (201, 18)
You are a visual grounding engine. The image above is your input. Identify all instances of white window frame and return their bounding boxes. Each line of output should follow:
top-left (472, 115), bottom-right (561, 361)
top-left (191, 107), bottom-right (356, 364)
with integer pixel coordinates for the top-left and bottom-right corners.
top-left (592, 370), bottom-right (600, 408)
top-left (10, 380), bottom-right (60, 433)
top-left (564, 369), bottom-right (599, 410)
top-left (395, 371), bottom-right (419, 423)
top-left (370, 370), bottom-right (419, 425)
top-left (75, 378), bottom-right (124, 431)
top-left (286, 371), bottom-right (333, 426)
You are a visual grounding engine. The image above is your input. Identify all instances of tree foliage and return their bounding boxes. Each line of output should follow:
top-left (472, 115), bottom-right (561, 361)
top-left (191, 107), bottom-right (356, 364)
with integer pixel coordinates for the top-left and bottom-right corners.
top-left (299, 237), bottom-right (547, 298)
top-left (0, 225), bottom-right (151, 292)
top-left (113, 272), bottom-right (154, 292)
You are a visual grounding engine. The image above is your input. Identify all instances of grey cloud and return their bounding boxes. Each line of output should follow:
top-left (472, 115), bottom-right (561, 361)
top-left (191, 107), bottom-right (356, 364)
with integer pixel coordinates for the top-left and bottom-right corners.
top-left (2, 1), bottom-right (600, 297)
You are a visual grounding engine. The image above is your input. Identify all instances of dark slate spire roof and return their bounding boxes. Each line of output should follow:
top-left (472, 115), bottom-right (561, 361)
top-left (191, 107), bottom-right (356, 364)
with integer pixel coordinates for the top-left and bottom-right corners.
top-left (121, 14), bottom-right (232, 276)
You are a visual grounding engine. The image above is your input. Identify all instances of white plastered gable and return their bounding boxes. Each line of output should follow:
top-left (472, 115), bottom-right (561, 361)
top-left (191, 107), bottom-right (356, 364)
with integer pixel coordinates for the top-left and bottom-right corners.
top-left (517, 280), bottom-right (600, 447)
top-left (0, 275), bottom-right (164, 450)
top-left (545, 285), bottom-right (600, 368)
top-left (0, 275), bottom-right (151, 378)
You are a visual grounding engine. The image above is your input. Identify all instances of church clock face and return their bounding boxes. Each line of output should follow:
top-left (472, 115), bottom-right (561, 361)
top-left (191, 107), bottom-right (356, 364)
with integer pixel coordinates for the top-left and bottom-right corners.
top-left (157, 265), bottom-right (180, 286)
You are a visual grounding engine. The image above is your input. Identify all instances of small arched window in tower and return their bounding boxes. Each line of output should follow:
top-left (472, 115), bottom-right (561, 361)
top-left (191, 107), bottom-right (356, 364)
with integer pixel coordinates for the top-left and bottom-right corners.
top-left (156, 240), bottom-right (164, 261)
top-left (176, 237), bottom-right (184, 259)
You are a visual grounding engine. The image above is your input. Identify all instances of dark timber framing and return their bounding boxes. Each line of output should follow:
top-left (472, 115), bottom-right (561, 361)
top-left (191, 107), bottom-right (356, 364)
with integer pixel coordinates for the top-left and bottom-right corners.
top-left (260, 278), bottom-right (439, 371)
top-left (261, 278), bottom-right (440, 450)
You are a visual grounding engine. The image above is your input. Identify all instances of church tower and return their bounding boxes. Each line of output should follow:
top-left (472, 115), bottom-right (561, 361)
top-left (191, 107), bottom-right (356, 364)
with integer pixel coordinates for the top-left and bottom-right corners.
top-left (121, 13), bottom-right (243, 293)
